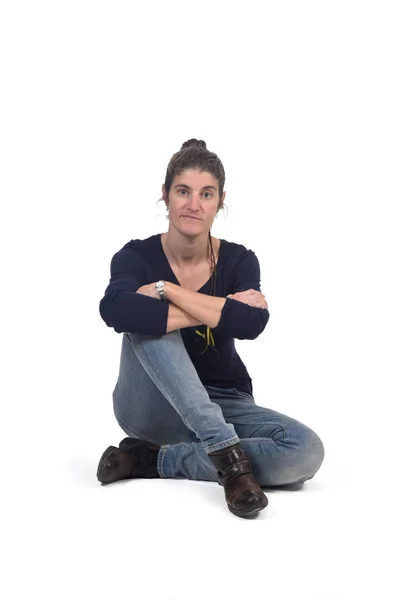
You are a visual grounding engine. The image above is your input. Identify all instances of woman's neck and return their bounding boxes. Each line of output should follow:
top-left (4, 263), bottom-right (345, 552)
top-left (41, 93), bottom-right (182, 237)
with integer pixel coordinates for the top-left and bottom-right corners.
top-left (161, 230), bottom-right (212, 268)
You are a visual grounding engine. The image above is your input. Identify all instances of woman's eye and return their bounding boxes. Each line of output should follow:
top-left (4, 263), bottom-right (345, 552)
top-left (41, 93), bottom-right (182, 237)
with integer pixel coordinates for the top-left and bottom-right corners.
top-left (178, 189), bottom-right (212, 198)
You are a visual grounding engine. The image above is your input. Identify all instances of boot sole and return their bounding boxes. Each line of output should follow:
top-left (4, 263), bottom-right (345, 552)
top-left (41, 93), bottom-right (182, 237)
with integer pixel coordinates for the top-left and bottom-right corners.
top-left (228, 495), bottom-right (269, 519)
top-left (97, 445), bottom-right (119, 483)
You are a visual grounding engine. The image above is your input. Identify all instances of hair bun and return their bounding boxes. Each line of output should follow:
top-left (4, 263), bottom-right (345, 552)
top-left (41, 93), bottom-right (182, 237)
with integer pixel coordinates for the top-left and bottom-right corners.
top-left (180, 138), bottom-right (207, 150)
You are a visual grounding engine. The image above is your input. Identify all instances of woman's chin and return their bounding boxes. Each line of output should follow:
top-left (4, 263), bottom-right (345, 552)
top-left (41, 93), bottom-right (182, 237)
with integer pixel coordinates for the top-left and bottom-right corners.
top-left (175, 218), bottom-right (204, 231)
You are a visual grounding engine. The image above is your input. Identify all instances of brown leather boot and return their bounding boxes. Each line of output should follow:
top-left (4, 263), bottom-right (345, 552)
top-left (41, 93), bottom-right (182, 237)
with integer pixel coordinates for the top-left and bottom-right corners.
top-left (208, 442), bottom-right (268, 518)
top-left (96, 438), bottom-right (160, 484)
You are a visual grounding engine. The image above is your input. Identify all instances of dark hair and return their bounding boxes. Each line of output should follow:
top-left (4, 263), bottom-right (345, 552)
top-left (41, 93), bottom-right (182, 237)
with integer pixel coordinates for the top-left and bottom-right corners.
top-left (162, 138), bottom-right (225, 356)
top-left (163, 139), bottom-right (225, 209)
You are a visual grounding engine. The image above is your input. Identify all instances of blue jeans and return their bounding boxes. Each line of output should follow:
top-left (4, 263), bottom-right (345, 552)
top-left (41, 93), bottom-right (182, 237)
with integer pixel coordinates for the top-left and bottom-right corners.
top-left (112, 330), bottom-right (325, 487)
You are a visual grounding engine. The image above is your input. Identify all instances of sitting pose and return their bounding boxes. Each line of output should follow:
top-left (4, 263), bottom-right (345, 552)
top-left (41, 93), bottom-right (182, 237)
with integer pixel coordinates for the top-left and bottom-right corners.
top-left (97, 138), bottom-right (325, 519)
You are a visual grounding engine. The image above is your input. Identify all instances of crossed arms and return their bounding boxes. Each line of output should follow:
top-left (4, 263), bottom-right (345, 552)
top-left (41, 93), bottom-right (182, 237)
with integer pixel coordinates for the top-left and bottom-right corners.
top-left (99, 247), bottom-right (270, 340)
top-left (134, 280), bottom-right (268, 333)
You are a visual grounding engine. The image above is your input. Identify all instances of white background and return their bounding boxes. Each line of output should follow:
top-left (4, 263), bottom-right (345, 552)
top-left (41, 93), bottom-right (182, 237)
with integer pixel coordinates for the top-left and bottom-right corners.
top-left (1, 1), bottom-right (399, 599)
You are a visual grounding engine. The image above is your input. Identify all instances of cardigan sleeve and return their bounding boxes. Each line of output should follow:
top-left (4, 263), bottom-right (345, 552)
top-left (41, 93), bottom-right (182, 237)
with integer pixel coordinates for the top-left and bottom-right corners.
top-left (216, 249), bottom-right (270, 340)
top-left (99, 246), bottom-right (169, 335)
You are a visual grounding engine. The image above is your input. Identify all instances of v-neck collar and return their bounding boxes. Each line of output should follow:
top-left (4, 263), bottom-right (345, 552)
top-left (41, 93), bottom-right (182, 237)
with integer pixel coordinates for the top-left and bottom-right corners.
top-left (157, 233), bottom-right (224, 293)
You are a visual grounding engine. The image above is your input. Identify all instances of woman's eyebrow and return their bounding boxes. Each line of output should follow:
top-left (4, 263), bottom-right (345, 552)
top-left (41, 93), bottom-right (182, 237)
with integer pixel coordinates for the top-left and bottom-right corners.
top-left (174, 184), bottom-right (217, 191)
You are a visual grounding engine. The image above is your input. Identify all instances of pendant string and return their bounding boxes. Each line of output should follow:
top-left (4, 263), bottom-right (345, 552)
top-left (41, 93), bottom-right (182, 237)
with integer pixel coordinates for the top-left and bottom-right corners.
top-left (195, 231), bottom-right (217, 354)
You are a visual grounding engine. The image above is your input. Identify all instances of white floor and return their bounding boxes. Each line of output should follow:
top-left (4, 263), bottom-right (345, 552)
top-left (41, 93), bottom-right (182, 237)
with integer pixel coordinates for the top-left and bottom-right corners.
top-left (5, 414), bottom-right (395, 600)
top-left (4, 323), bottom-right (398, 600)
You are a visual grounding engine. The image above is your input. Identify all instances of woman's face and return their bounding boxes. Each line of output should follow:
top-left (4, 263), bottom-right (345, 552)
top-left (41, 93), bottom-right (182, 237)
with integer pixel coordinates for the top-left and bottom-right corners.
top-left (162, 169), bottom-right (225, 236)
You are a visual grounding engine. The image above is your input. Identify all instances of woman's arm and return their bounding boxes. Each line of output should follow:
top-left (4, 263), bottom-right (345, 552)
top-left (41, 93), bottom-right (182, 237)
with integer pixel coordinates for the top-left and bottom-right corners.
top-left (135, 281), bottom-right (226, 330)
top-left (165, 303), bottom-right (203, 333)
top-left (135, 282), bottom-right (267, 333)
top-left (99, 248), bottom-right (170, 335)
top-left (164, 282), bottom-right (226, 328)
top-left (136, 247), bottom-right (269, 337)
top-left (216, 249), bottom-right (270, 340)
top-left (102, 244), bottom-right (269, 339)
top-left (136, 283), bottom-right (267, 334)
top-left (167, 249), bottom-right (270, 340)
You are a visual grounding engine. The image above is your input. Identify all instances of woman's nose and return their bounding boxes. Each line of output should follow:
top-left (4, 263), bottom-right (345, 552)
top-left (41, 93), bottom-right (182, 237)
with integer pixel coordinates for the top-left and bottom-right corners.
top-left (187, 195), bottom-right (200, 208)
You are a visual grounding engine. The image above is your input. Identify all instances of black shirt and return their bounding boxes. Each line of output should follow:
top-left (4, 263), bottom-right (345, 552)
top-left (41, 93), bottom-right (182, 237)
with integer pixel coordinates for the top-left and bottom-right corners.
top-left (99, 233), bottom-right (269, 396)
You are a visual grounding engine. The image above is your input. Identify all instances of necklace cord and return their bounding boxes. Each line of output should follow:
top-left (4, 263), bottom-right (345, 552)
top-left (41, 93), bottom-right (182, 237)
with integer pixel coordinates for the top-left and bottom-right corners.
top-left (195, 231), bottom-right (217, 354)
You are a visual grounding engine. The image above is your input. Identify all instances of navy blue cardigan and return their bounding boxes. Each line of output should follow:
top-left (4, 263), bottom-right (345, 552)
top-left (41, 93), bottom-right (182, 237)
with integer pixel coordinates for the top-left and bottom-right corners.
top-left (99, 233), bottom-right (269, 396)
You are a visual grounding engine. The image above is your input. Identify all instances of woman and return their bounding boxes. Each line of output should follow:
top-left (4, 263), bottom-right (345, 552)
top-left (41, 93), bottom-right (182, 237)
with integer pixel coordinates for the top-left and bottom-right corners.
top-left (97, 139), bottom-right (325, 519)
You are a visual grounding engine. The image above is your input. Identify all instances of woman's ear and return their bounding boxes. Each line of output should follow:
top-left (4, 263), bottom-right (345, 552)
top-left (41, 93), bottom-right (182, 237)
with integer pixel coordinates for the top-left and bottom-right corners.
top-left (161, 184), bottom-right (168, 206)
top-left (218, 190), bottom-right (226, 211)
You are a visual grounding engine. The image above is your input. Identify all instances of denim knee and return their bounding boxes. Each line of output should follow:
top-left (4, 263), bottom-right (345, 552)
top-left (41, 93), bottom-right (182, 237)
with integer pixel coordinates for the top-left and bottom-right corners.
top-left (256, 426), bottom-right (325, 487)
top-left (296, 428), bottom-right (325, 483)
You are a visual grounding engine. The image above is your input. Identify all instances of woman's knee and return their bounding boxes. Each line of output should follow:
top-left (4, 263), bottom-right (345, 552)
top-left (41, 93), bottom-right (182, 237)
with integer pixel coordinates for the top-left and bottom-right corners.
top-left (256, 425), bottom-right (325, 487)
top-left (285, 426), bottom-right (324, 485)
top-left (299, 427), bottom-right (325, 481)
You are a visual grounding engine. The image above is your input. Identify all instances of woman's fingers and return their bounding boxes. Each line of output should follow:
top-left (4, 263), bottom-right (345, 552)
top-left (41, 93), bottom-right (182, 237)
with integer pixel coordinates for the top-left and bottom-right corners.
top-left (229, 290), bottom-right (268, 309)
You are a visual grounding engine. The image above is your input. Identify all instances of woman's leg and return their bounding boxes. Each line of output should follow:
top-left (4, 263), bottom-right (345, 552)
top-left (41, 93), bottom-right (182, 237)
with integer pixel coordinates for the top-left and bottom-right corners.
top-left (159, 387), bottom-right (325, 487)
top-left (112, 333), bottom-right (324, 487)
top-left (112, 331), bottom-right (239, 452)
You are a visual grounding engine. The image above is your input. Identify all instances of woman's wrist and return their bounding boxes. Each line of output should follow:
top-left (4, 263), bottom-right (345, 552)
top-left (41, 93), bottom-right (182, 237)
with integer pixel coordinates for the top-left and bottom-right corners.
top-left (163, 281), bottom-right (173, 299)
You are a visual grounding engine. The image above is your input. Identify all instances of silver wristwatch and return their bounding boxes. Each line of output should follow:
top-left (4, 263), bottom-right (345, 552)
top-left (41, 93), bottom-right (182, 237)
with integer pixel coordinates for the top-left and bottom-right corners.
top-left (155, 280), bottom-right (168, 301)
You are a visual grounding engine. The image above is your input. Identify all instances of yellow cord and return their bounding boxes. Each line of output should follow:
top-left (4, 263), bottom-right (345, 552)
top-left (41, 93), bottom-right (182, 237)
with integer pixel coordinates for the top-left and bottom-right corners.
top-left (194, 245), bottom-right (216, 353)
top-left (195, 326), bottom-right (215, 349)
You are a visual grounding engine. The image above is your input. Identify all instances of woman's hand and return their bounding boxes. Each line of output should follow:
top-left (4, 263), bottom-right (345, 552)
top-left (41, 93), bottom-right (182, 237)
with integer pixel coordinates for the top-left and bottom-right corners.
top-left (227, 289), bottom-right (269, 310)
top-left (135, 283), bottom-right (161, 299)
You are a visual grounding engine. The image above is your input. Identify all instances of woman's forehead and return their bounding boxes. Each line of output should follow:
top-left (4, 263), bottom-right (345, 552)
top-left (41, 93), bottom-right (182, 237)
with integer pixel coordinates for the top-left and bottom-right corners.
top-left (173, 169), bottom-right (218, 186)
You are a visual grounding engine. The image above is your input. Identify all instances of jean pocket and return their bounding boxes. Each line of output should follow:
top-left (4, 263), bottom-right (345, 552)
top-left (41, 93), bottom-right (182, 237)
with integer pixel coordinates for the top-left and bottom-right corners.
top-left (205, 386), bottom-right (254, 402)
top-left (232, 388), bottom-right (255, 402)
top-left (205, 385), bottom-right (237, 399)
